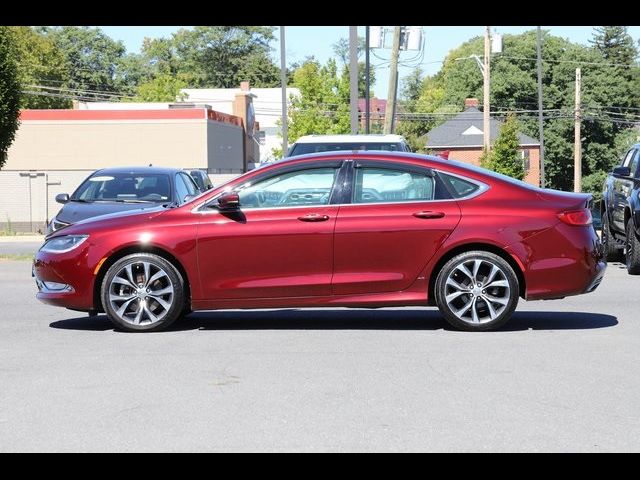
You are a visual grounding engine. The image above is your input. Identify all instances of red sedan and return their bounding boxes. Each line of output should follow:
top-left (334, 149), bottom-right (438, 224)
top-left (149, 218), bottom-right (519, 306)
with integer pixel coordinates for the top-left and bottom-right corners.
top-left (33, 152), bottom-right (605, 332)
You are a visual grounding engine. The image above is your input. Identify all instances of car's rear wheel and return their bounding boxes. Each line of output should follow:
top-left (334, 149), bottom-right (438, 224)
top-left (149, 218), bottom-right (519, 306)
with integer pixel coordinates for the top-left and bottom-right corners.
top-left (602, 212), bottom-right (623, 262)
top-left (625, 220), bottom-right (640, 275)
top-left (101, 253), bottom-right (185, 332)
top-left (434, 251), bottom-right (520, 331)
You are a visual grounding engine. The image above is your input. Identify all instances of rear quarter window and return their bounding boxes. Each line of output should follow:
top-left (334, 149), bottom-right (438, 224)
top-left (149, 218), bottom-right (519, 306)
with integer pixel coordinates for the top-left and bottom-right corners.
top-left (438, 172), bottom-right (481, 199)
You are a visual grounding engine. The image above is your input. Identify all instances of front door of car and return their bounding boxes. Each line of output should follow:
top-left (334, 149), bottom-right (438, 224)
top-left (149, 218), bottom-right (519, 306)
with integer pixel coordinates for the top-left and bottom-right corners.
top-left (612, 149), bottom-right (638, 232)
top-left (332, 161), bottom-right (462, 295)
top-left (196, 164), bottom-right (343, 299)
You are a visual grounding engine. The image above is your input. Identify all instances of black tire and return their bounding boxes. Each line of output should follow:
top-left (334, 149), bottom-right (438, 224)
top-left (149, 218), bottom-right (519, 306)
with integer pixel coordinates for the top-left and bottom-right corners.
top-left (434, 251), bottom-right (520, 331)
top-left (625, 220), bottom-right (640, 275)
top-left (101, 253), bottom-right (185, 332)
top-left (602, 212), bottom-right (623, 262)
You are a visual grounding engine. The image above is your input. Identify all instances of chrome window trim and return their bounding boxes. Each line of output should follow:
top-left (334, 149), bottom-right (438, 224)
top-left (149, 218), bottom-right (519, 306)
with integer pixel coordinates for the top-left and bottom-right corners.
top-left (191, 168), bottom-right (490, 214)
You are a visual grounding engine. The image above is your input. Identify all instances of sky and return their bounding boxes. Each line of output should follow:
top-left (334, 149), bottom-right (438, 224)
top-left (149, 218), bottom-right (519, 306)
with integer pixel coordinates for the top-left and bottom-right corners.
top-left (99, 26), bottom-right (640, 99)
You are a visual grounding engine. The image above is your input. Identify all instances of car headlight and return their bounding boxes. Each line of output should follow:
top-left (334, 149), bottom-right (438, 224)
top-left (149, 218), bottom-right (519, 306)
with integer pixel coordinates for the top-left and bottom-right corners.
top-left (40, 235), bottom-right (89, 254)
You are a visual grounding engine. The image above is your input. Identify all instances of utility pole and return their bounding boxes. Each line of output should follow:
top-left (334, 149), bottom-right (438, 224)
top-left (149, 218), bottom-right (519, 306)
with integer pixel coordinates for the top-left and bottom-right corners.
top-left (349, 26), bottom-right (359, 134)
top-left (536, 26), bottom-right (546, 188)
top-left (365, 26), bottom-right (371, 134)
top-left (279, 26), bottom-right (288, 156)
top-left (384, 26), bottom-right (402, 134)
top-left (574, 67), bottom-right (582, 193)
top-left (483, 26), bottom-right (491, 152)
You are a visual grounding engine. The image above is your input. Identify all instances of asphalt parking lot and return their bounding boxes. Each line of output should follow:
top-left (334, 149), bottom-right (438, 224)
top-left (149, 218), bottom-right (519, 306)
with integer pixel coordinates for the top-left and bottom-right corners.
top-left (0, 253), bottom-right (638, 452)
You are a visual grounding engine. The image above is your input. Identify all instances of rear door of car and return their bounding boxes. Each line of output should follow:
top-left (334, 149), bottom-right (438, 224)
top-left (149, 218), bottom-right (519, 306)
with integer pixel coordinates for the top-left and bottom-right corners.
top-left (331, 159), bottom-right (461, 295)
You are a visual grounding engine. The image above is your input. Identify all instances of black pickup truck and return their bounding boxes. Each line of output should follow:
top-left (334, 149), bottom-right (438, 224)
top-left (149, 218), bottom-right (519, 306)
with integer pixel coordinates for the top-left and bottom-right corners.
top-left (601, 143), bottom-right (640, 274)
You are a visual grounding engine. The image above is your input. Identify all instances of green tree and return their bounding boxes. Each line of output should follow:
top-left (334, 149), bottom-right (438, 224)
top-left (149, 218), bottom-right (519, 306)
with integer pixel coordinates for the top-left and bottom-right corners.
top-left (271, 57), bottom-right (353, 157)
top-left (133, 74), bottom-right (187, 102)
top-left (410, 29), bottom-right (639, 191)
top-left (9, 26), bottom-right (69, 108)
top-left (0, 26), bottom-right (21, 169)
top-left (141, 26), bottom-right (281, 89)
top-left (590, 26), bottom-right (638, 65)
top-left (480, 115), bottom-right (525, 180)
top-left (42, 26), bottom-right (130, 100)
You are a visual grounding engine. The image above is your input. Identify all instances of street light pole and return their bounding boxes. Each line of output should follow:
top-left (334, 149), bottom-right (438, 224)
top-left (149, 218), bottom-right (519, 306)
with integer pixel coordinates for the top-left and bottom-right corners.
top-left (349, 26), bottom-right (359, 134)
top-left (536, 26), bottom-right (546, 188)
top-left (365, 26), bottom-right (371, 134)
top-left (384, 26), bottom-right (402, 134)
top-left (483, 26), bottom-right (491, 152)
top-left (279, 26), bottom-right (288, 156)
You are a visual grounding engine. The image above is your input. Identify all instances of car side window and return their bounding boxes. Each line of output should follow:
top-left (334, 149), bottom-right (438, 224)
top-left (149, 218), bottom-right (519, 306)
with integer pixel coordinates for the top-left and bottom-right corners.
top-left (179, 173), bottom-right (199, 196)
top-left (236, 168), bottom-right (339, 209)
top-left (629, 150), bottom-right (640, 178)
top-left (622, 149), bottom-right (635, 167)
top-left (175, 174), bottom-right (191, 203)
top-left (438, 172), bottom-right (481, 199)
top-left (353, 167), bottom-right (434, 204)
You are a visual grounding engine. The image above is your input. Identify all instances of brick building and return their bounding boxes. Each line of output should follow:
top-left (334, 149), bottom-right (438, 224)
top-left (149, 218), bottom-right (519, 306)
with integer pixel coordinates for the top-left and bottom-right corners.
top-left (424, 98), bottom-right (541, 186)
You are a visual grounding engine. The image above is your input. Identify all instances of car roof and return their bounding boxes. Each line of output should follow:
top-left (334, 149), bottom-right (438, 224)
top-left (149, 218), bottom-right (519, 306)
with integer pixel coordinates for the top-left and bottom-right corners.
top-left (293, 134), bottom-right (407, 144)
top-left (91, 166), bottom-right (185, 176)
top-left (264, 150), bottom-right (539, 189)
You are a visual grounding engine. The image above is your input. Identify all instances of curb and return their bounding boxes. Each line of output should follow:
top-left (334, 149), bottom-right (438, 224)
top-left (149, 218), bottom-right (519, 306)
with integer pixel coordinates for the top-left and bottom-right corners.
top-left (0, 236), bottom-right (45, 243)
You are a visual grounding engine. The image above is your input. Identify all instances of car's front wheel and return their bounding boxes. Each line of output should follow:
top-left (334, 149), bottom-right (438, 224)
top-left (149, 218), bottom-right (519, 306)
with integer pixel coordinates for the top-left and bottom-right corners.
top-left (434, 251), bottom-right (520, 331)
top-left (101, 253), bottom-right (185, 332)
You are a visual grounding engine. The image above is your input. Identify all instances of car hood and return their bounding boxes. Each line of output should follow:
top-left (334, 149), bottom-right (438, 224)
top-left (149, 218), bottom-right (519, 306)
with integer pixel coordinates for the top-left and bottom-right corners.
top-left (56, 201), bottom-right (165, 225)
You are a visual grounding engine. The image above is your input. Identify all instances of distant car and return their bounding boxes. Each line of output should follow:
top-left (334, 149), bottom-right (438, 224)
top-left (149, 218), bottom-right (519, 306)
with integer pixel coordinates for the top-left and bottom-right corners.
top-left (286, 134), bottom-right (411, 158)
top-left (601, 143), bottom-right (640, 273)
top-left (187, 169), bottom-right (213, 191)
top-left (46, 166), bottom-right (202, 235)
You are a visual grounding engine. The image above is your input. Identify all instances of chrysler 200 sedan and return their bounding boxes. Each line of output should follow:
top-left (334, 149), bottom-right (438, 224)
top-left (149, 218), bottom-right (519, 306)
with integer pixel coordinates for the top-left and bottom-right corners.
top-left (34, 152), bottom-right (606, 332)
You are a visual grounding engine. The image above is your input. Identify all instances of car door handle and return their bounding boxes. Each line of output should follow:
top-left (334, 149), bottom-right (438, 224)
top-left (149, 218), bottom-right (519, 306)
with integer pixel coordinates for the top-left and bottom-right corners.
top-left (413, 211), bottom-right (445, 219)
top-left (298, 213), bottom-right (330, 222)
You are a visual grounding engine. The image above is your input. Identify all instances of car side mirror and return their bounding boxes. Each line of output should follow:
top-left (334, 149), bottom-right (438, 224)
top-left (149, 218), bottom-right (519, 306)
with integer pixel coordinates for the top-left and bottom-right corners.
top-left (217, 192), bottom-right (240, 210)
top-left (613, 166), bottom-right (631, 177)
top-left (55, 193), bottom-right (70, 204)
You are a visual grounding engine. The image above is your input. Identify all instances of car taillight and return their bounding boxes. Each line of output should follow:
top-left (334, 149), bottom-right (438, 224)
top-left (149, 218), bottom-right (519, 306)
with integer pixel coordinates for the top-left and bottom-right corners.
top-left (558, 209), bottom-right (593, 226)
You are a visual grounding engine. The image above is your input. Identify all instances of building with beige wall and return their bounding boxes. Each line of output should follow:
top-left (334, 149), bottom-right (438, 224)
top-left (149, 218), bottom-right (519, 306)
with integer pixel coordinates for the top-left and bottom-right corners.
top-left (1, 98), bottom-right (256, 233)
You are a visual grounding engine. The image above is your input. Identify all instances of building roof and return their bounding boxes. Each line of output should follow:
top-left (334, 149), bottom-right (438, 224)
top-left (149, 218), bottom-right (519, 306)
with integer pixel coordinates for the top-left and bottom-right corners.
top-left (424, 107), bottom-right (540, 148)
top-left (20, 108), bottom-right (242, 127)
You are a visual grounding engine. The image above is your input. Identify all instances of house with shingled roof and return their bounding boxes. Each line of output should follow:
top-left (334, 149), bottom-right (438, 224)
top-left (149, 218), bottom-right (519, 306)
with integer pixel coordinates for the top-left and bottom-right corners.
top-left (424, 98), bottom-right (541, 186)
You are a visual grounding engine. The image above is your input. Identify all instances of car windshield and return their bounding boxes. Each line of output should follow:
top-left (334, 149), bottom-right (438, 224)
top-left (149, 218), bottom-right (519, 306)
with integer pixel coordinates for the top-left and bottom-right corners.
top-left (71, 173), bottom-right (172, 202)
top-left (289, 142), bottom-right (405, 156)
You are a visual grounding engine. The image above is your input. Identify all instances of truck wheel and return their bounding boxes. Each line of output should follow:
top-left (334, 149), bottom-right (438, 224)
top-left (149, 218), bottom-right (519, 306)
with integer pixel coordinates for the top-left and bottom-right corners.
top-left (625, 220), bottom-right (640, 275)
top-left (602, 212), bottom-right (623, 262)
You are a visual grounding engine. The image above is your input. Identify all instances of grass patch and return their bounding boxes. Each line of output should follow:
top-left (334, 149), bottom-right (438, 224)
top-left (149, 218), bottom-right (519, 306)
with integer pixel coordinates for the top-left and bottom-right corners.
top-left (0, 254), bottom-right (34, 261)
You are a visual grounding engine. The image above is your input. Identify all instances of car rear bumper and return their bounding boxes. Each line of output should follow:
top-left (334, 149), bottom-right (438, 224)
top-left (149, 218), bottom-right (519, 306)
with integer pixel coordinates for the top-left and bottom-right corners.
top-left (508, 223), bottom-right (606, 301)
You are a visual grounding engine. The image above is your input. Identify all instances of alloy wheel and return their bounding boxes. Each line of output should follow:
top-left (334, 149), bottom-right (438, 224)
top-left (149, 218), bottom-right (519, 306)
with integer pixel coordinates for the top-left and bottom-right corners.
top-left (443, 258), bottom-right (511, 325)
top-left (108, 261), bottom-right (174, 326)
